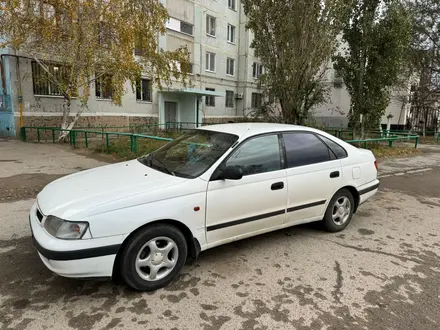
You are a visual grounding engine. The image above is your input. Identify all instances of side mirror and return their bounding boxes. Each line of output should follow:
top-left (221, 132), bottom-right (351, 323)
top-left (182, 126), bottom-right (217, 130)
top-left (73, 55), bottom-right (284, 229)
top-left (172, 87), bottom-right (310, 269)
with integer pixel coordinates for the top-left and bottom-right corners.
top-left (222, 166), bottom-right (243, 180)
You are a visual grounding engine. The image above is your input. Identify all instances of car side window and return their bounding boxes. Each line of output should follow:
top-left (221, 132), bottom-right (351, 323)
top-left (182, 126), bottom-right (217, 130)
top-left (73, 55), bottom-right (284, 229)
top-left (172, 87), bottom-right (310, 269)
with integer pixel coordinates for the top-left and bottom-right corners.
top-left (225, 134), bottom-right (282, 176)
top-left (318, 135), bottom-right (348, 159)
top-left (283, 133), bottom-right (335, 168)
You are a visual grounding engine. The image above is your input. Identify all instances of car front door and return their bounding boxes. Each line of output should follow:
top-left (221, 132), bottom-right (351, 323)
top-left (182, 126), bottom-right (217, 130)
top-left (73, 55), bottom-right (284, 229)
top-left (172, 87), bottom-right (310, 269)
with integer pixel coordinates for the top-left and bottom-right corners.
top-left (206, 134), bottom-right (287, 246)
top-left (282, 132), bottom-right (344, 225)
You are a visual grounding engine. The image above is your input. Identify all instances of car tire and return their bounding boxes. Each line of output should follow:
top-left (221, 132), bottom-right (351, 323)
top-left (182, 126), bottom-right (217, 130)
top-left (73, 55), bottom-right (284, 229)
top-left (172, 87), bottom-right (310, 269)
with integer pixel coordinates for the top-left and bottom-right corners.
top-left (119, 224), bottom-right (188, 291)
top-left (322, 189), bottom-right (355, 233)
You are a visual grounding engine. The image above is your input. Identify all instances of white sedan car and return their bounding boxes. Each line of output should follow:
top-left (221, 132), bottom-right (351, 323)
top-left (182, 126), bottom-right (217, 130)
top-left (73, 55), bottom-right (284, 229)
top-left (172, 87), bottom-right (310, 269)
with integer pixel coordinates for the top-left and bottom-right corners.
top-left (29, 123), bottom-right (379, 291)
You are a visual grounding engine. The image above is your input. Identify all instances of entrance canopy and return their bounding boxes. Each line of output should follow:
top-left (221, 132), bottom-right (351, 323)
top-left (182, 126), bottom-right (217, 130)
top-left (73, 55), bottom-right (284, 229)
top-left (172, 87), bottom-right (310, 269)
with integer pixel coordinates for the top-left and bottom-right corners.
top-left (161, 87), bottom-right (225, 97)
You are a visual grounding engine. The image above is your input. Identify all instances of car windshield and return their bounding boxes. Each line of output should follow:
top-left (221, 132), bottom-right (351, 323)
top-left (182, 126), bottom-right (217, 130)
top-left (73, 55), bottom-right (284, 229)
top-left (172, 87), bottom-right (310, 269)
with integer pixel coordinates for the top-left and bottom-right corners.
top-left (138, 129), bottom-right (238, 178)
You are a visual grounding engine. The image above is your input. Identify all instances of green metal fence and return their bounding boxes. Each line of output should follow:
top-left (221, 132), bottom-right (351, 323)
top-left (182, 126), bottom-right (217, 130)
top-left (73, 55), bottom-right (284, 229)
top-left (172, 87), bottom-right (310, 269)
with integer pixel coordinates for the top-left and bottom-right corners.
top-left (20, 126), bottom-right (172, 153)
top-left (346, 135), bottom-right (419, 149)
top-left (20, 122), bottom-right (421, 155)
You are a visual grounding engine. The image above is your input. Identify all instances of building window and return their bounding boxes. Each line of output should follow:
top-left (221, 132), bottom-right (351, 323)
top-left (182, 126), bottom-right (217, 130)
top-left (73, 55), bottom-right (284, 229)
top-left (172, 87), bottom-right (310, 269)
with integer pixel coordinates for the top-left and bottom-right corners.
top-left (226, 91), bottom-right (234, 108)
top-left (334, 70), bottom-right (343, 88)
top-left (134, 48), bottom-right (144, 57)
top-left (206, 15), bottom-right (216, 36)
top-left (226, 58), bottom-right (235, 76)
top-left (205, 88), bottom-right (215, 107)
top-left (134, 35), bottom-right (146, 56)
top-left (166, 17), bottom-right (194, 36)
top-left (269, 94), bottom-right (275, 104)
top-left (31, 61), bottom-right (70, 96)
top-left (180, 21), bottom-right (193, 35)
top-left (251, 93), bottom-right (262, 108)
top-left (136, 78), bottom-right (152, 102)
top-left (95, 74), bottom-right (113, 99)
top-left (228, 0), bottom-right (236, 10)
top-left (206, 52), bottom-right (216, 72)
top-left (227, 24), bottom-right (236, 43)
top-left (98, 21), bottom-right (112, 49)
top-left (252, 62), bottom-right (264, 78)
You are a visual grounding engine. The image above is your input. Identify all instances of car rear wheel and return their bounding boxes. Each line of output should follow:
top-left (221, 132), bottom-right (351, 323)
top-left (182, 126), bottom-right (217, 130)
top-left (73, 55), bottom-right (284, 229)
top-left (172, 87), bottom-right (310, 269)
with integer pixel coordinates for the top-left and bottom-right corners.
top-left (322, 189), bottom-right (355, 233)
top-left (119, 224), bottom-right (188, 291)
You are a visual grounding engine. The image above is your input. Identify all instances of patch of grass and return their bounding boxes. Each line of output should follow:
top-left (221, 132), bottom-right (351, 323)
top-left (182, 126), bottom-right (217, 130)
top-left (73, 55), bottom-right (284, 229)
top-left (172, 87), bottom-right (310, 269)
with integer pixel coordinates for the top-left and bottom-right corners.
top-left (348, 140), bottom-right (421, 159)
top-left (418, 136), bottom-right (440, 145)
top-left (92, 130), bottom-right (422, 162)
top-left (369, 145), bottom-right (421, 159)
top-left (136, 129), bottom-right (184, 139)
top-left (95, 137), bottom-right (169, 160)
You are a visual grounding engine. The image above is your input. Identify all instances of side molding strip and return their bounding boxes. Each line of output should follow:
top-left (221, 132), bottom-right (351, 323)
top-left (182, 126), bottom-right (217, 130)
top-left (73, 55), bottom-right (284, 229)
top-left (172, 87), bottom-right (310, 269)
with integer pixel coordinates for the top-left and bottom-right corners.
top-left (207, 200), bottom-right (327, 232)
top-left (358, 182), bottom-right (380, 195)
top-left (287, 200), bottom-right (326, 213)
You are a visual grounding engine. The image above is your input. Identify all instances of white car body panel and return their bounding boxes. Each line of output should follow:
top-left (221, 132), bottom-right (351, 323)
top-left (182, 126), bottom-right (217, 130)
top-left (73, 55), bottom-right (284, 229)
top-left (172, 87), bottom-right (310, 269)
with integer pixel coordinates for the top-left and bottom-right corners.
top-left (37, 252), bottom-right (115, 278)
top-left (284, 159), bottom-right (343, 225)
top-left (29, 123), bottom-right (379, 279)
top-left (37, 160), bottom-right (188, 220)
top-left (206, 169), bottom-right (288, 245)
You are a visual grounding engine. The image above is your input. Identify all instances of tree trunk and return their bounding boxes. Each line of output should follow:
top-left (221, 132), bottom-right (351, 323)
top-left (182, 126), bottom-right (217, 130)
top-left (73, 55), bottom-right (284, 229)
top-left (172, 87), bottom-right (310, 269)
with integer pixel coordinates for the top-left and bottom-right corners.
top-left (57, 100), bottom-right (85, 142)
top-left (58, 109), bottom-right (85, 141)
top-left (360, 120), bottom-right (365, 140)
top-left (60, 99), bottom-right (71, 135)
top-left (280, 98), bottom-right (299, 125)
top-left (386, 117), bottom-right (391, 137)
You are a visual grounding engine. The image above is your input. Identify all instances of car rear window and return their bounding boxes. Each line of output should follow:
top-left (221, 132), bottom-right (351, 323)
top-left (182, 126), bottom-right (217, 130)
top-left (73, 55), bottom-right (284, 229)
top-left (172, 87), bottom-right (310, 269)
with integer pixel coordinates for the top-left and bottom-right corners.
top-left (317, 135), bottom-right (348, 159)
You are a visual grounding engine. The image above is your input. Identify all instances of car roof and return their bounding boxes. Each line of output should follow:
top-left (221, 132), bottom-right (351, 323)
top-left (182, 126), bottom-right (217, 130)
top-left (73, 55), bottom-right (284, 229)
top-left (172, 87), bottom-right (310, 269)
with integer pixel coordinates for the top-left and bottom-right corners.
top-left (197, 122), bottom-right (315, 137)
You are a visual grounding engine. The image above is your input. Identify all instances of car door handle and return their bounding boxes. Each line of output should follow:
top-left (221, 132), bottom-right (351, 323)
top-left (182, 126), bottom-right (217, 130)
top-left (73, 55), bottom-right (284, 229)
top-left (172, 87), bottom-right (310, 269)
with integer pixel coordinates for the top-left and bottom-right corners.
top-left (330, 171), bottom-right (340, 178)
top-left (271, 182), bottom-right (284, 190)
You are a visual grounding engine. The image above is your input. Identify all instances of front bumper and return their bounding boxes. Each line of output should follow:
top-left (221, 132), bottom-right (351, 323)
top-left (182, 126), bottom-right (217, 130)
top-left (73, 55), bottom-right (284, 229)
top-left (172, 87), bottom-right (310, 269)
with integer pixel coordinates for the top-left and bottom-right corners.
top-left (29, 202), bottom-right (125, 278)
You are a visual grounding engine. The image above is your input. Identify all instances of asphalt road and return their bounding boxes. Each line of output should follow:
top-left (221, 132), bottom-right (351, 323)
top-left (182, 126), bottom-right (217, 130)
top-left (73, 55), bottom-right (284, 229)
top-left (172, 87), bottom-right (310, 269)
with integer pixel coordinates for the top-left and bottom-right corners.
top-left (0, 139), bottom-right (439, 330)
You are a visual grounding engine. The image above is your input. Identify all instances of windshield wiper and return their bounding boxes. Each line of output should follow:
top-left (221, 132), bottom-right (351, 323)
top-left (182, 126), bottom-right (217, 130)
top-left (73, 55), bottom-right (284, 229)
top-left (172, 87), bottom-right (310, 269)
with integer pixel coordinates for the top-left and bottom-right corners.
top-left (152, 155), bottom-right (175, 176)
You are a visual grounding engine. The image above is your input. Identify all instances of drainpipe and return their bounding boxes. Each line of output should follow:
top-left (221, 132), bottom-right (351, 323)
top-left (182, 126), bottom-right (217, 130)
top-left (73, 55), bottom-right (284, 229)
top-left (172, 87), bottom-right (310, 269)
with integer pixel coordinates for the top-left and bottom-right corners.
top-left (0, 57), bottom-right (6, 93)
top-left (235, 2), bottom-right (242, 118)
top-left (196, 98), bottom-right (199, 127)
top-left (14, 50), bottom-right (24, 128)
top-left (1, 53), bottom-right (32, 128)
top-left (243, 10), bottom-right (250, 118)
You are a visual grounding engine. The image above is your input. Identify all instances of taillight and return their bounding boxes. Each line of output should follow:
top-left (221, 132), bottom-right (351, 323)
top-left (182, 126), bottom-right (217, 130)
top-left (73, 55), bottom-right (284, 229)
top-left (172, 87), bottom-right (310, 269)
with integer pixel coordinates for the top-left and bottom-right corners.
top-left (374, 160), bottom-right (378, 171)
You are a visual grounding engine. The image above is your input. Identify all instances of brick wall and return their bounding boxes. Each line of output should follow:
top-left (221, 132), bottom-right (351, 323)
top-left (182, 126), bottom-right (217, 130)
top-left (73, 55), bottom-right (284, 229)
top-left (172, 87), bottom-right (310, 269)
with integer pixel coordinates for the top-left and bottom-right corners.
top-left (16, 115), bottom-right (158, 129)
top-left (17, 115), bottom-right (158, 140)
top-left (17, 115), bottom-right (263, 140)
top-left (203, 117), bottom-right (261, 124)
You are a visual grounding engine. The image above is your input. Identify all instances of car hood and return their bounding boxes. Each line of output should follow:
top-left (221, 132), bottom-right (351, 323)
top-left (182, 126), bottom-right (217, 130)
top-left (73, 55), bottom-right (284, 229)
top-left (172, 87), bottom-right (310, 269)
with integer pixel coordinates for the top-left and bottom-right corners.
top-left (37, 159), bottom-right (187, 219)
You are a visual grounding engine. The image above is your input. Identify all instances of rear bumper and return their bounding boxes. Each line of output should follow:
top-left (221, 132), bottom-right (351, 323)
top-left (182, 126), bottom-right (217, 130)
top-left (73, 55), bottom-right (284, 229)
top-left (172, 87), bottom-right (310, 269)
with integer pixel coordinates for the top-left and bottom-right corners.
top-left (357, 179), bottom-right (380, 206)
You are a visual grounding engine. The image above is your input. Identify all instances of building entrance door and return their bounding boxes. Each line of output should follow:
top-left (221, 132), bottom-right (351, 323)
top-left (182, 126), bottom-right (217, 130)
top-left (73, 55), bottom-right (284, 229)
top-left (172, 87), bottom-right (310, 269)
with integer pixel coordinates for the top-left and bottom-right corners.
top-left (165, 102), bottom-right (178, 129)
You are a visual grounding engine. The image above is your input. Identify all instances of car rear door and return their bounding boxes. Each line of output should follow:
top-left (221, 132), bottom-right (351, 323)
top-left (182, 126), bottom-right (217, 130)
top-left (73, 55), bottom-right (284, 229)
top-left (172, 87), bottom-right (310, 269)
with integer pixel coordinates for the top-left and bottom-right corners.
top-left (206, 134), bottom-right (287, 246)
top-left (282, 132), bottom-right (344, 225)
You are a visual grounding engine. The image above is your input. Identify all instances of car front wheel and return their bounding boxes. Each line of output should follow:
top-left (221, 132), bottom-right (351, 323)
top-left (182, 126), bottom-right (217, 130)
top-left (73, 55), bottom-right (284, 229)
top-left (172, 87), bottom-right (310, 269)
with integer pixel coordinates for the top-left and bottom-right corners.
top-left (119, 224), bottom-right (188, 291)
top-left (322, 189), bottom-right (355, 233)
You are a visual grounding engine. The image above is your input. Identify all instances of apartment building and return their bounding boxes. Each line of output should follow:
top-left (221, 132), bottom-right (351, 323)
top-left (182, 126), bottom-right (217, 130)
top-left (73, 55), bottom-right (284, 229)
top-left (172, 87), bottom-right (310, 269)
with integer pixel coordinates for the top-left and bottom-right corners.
top-left (312, 63), bottom-right (412, 129)
top-left (0, 0), bottom-right (410, 137)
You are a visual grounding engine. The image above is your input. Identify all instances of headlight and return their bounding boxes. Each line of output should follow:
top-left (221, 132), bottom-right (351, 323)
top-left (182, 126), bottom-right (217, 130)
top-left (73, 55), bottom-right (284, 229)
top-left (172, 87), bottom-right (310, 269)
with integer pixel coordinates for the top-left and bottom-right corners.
top-left (44, 216), bottom-right (89, 240)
